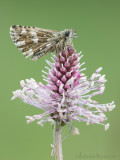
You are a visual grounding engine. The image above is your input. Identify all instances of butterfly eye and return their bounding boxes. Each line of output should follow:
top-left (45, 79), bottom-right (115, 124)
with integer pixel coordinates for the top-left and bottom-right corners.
top-left (65, 31), bottom-right (70, 37)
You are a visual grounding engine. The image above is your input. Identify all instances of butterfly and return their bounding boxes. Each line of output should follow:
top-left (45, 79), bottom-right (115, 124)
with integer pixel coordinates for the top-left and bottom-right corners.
top-left (10, 25), bottom-right (77, 61)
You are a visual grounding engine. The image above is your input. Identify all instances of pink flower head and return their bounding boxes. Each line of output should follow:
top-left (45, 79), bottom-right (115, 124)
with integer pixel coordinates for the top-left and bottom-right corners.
top-left (12, 46), bottom-right (115, 130)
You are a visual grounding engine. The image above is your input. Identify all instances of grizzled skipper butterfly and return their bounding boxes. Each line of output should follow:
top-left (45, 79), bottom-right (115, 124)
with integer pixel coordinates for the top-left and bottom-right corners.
top-left (10, 25), bottom-right (77, 61)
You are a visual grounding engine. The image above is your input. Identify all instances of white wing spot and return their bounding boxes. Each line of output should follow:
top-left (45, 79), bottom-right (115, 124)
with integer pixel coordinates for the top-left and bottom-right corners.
top-left (24, 49), bottom-right (34, 58)
top-left (10, 26), bottom-right (15, 32)
top-left (29, 49), bottom-right (33, 52)
top-left (25, 52), bottom-right (34, 58)
top-left (30, 31), bottom-right (37, 36)
top-left (16, 41), bottom-right (26, 47)
top-left (18, 48), bottom-right (23, 51)
top-left (52, 33), bottom-right (57, 37)
top-left (21, 29), bottom-right (27, 34)
top-left (32, 39), bottom-right (38, 43)
top-left (46, 43), bottom-right (51, 47)
top-left (40, 48), bottom-right (42, 50)
top-left (22, 52), bottom-right (26, 55)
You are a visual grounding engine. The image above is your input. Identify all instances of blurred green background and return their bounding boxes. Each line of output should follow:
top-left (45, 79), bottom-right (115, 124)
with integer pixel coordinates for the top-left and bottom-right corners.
top-left (0, 0), bottom-right (120, 160)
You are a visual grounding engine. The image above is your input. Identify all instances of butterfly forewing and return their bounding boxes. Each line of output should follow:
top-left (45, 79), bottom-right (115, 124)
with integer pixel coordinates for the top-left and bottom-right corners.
top-left (10, 25), bottom-right (59, 60)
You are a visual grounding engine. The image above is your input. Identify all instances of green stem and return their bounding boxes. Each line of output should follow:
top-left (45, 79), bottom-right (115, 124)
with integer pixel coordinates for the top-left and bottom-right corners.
top-left (55, 123), bottom-right (63, 160)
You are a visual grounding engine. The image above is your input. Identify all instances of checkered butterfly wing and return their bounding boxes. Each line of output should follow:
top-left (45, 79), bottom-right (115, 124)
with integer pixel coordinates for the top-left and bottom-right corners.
top-left (10, 25), bottom-right (59, 60)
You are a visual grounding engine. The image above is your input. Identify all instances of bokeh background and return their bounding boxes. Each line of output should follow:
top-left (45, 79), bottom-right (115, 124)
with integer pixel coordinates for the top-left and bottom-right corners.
top-left (0, 0), bottom-right (120, 160)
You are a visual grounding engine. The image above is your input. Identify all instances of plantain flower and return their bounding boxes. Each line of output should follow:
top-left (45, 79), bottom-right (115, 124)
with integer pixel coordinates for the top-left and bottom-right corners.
top-left (11, 46), bottom-right (115, 160)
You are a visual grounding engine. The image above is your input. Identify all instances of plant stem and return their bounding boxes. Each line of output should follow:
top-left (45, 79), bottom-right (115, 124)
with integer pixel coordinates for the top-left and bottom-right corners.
top-left (55, 123), bottom-right (63, 160)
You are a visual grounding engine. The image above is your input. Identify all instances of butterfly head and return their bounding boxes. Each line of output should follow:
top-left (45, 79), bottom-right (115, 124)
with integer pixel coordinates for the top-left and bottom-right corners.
top-left (64, 29), bottom-right (77, 39)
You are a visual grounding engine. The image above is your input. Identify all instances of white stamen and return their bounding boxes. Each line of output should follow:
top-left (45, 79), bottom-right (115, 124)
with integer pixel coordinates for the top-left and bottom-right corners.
top-left (43, 79), bottom-right (48, 82)
top-left (97, 75), bottom-right (106, 83)
top-left (25, 116), bottom-right (33, 120)
top-left (46, 60), bottom-right (53, 67)
top-left (42, 75), bottom-right (48, 79)
top-left (51, 144), bottom-right (55, 157)
top-left (80, 68), bottom-right (86, 72)
top-left (26, 119), bottom-right (35, 124)
top-left (99, 87), bottom-right (105, 94)
top-left (20, 80), bottom-right (25, 87)
top-left (91, 73), bottom-right (97, 81)
top-left (91, 81), bottom-right (94, 88)
top-left (87, 119), bottom-right (90, 125)
top-left (96, 67), bottom-right (103, 73)
top-left (33, 115), bottom-right (41, 119)
top-left (37, 121), bottom-right (44, 127)
top-left (59, 83), bottom-right (64, 93)
top-left (78, 51), bottom-right (82, 55)
top-left (51, 52), bottom-right (56, 58)
top-left (72, 128), bottom-right (80, 135)
top-left (79, 54), bottom-right (83, 59)
top-left (105, 123), bottom-right (110, 131)
top-left (51, 56), bottom-right (55, 62)
top-left (11, 90), bottom-right (21, 100)
top-left (30, 78), bottom-right (35, 82)
top-left (45, 66), bottom-right (50, 70)
top-left (66, 77), bottom-right (75, 85)
top-left (108, 104), bottom-right (115, 111)
top-left (42, 70), bottom-right (48, 75)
